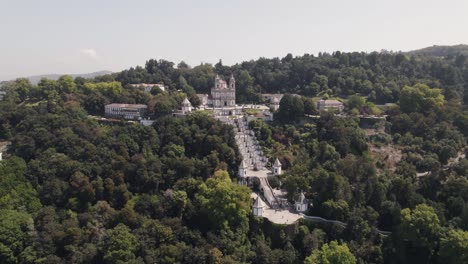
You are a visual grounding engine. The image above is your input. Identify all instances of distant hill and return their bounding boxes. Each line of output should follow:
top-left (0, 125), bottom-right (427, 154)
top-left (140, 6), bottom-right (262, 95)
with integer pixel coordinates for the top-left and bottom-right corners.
top-left (22, 70), bottom-right (113, 84)
top-left (406, 44), bottom-right (468, 57)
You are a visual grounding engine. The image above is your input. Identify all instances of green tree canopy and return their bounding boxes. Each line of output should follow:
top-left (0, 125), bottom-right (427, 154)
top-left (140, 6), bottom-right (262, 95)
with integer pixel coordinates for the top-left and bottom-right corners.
top-left (196, 170), bottom-right (251, 230)
top-left (305, 240), bottom-right (356, 264)
top-left (439, 229), bottom-right (468, 264)
top-left (396, 204), bottom-right (442, 263)
top-left (100, 223), bottom-right (138, 264)
top-left (400, 204), bottom-right (441, 249)
top-left (400, 83), bottom-right (445, 113)
top-left (275, 94), bottom-right (304, 123)
top-left (0, 157), bottom-right (41, 213)
top-left (0, 210), bottom-right (34, 264)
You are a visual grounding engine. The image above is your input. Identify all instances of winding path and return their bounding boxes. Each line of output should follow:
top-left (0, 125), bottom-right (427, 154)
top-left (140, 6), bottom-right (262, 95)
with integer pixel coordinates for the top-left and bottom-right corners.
top-left (417, 151), bottom-right (466, 177)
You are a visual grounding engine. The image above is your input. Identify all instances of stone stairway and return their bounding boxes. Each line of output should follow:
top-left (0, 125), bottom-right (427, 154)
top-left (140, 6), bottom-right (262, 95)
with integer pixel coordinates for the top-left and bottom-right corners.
top-left (216, 114), bottom-right (280, 207)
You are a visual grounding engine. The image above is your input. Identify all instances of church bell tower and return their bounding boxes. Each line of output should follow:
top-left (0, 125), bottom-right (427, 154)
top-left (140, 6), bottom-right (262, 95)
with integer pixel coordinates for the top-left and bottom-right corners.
top-left (229, 74), bottom-right (235, 89)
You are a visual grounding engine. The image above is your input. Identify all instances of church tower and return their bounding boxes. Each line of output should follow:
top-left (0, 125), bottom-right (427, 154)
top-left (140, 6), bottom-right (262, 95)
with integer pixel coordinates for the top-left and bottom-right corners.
top-left (215, 75), bottom-right (221, 89)
top-left (229, 74), bottom-right (236, 90)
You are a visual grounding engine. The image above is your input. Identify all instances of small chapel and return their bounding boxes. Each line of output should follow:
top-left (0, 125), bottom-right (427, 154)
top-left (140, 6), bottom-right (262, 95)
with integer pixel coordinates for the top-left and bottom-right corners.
top-left (252, 196), bottom-right (265, 216)
top-left (295, 191), bottom-right (309, 213)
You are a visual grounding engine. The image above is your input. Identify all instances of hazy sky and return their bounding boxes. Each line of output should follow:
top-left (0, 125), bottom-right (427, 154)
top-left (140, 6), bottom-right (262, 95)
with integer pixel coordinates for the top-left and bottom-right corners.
top-left (1, 0), bottom-right (467, 80)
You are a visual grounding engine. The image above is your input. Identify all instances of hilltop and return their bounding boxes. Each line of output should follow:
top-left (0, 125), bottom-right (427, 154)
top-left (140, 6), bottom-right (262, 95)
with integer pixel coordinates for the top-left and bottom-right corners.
top-left (406, 44), bottom-right (468, 57)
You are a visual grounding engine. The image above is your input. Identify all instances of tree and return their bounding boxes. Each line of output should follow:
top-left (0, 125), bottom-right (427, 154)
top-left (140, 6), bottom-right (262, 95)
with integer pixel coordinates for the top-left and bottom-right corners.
top-left (439, 229), bottom-right (468, 264)
top-left (69, 171), bottom-right (95, 208)
top-left (397, 204), bottom-right (441, 263)
top-left (322, 199), bottom-right (349, 221)
top-left (178, 76), bottom-right (196, 95)
top-left (400, 204), bottom-right (441, 248)
top-left (275, 94), bottom-right (304, 123)
top-left (0, 157), bottom-right (41, 213)
top-left (347, 95), bottom-right (365, 111)
top-left (9, 78), bottom-right (32, 101)
top-left (399, 83), bottom-right (445, 113)
top-left (100, 224), bottom-right (138, 263)
top-left (305, 241), bottom-right (356, 264)
top-left (82, 81), bottom-right (122, 97)
top-left (0, 210), bottom-right (34, 264)
top-left (189, 93), bottom-right (201, 108)
top-left (303, 97), bottom-right (317, 115)
top-left (162, 189), bottom-right (188, 218)
top-left (208, 247), bottom-right (223, 264)
top-left (58, 75), bottom-right (77, 94)
top-left (196, 170), bottom-right (251, 230)
top-left (37, 78), bottom-right (60, 99)
top-left (148, 94), bottom-right (176, 117)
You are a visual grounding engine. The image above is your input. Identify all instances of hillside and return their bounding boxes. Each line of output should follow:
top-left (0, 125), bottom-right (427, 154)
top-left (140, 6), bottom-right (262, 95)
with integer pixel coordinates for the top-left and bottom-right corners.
top-left (0, 50), bottom-right (467, 264)
top-left (406, 44), bottom-right (468, 57)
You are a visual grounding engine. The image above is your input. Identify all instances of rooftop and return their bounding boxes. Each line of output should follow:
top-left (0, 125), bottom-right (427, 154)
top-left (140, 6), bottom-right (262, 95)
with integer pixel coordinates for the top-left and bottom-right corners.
top-left (182, 98), bottom-right (192, 106)
top-left (239, 159), bottom-right (248, 169)
top-left (296, 191), bottom-right (306, 204)
top-left (320, 99), bottom-right (343, 105)
top-left (273, 158), bottom-right (282, 167)
top-left (253, 196), bottom-right (265, 208)
top-left (105, 103), bottom-right (147, 109)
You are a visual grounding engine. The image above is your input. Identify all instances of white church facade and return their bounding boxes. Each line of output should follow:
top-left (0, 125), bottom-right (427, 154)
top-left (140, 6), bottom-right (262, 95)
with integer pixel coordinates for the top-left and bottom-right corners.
top-left (210, 75), bottom-right (236, 107)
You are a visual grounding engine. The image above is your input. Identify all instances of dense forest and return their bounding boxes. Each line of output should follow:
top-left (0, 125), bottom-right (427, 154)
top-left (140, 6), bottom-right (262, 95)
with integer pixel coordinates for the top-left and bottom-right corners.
top-left (0, 48), bottom-right (467, 263)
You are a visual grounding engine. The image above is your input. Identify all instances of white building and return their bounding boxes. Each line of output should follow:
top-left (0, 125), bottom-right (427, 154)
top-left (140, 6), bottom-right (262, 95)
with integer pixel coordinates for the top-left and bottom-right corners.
top-left (262, 93), bottom-right (283, 103)
top-left (104, 104), bottom-right (148, 120)
top-left (181, 98), bottom-right (193, 114)
top-left (252, 196), bottom-right (265, 216)
top-left (140, 119), bottom-right (155, 126)
top-left (272, 158), bottom-right (282, 175)
top-left (173, 98), bottom-right (194, 118)
top-left (0, 152), bottom-right (2, 161)
top-left (295, 191), bottom-right (309, 212)
top-left (317, 99), bottom-right (344, 112)
top-left (272, 97), bottom-right (280, 111)
top-left (211, 75), bottom-right (236, 107)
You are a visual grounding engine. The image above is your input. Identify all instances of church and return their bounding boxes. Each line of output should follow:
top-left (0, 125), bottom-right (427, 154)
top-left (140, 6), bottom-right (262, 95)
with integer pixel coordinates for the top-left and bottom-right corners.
top-left (210, 75), bottom-right (236, 107)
